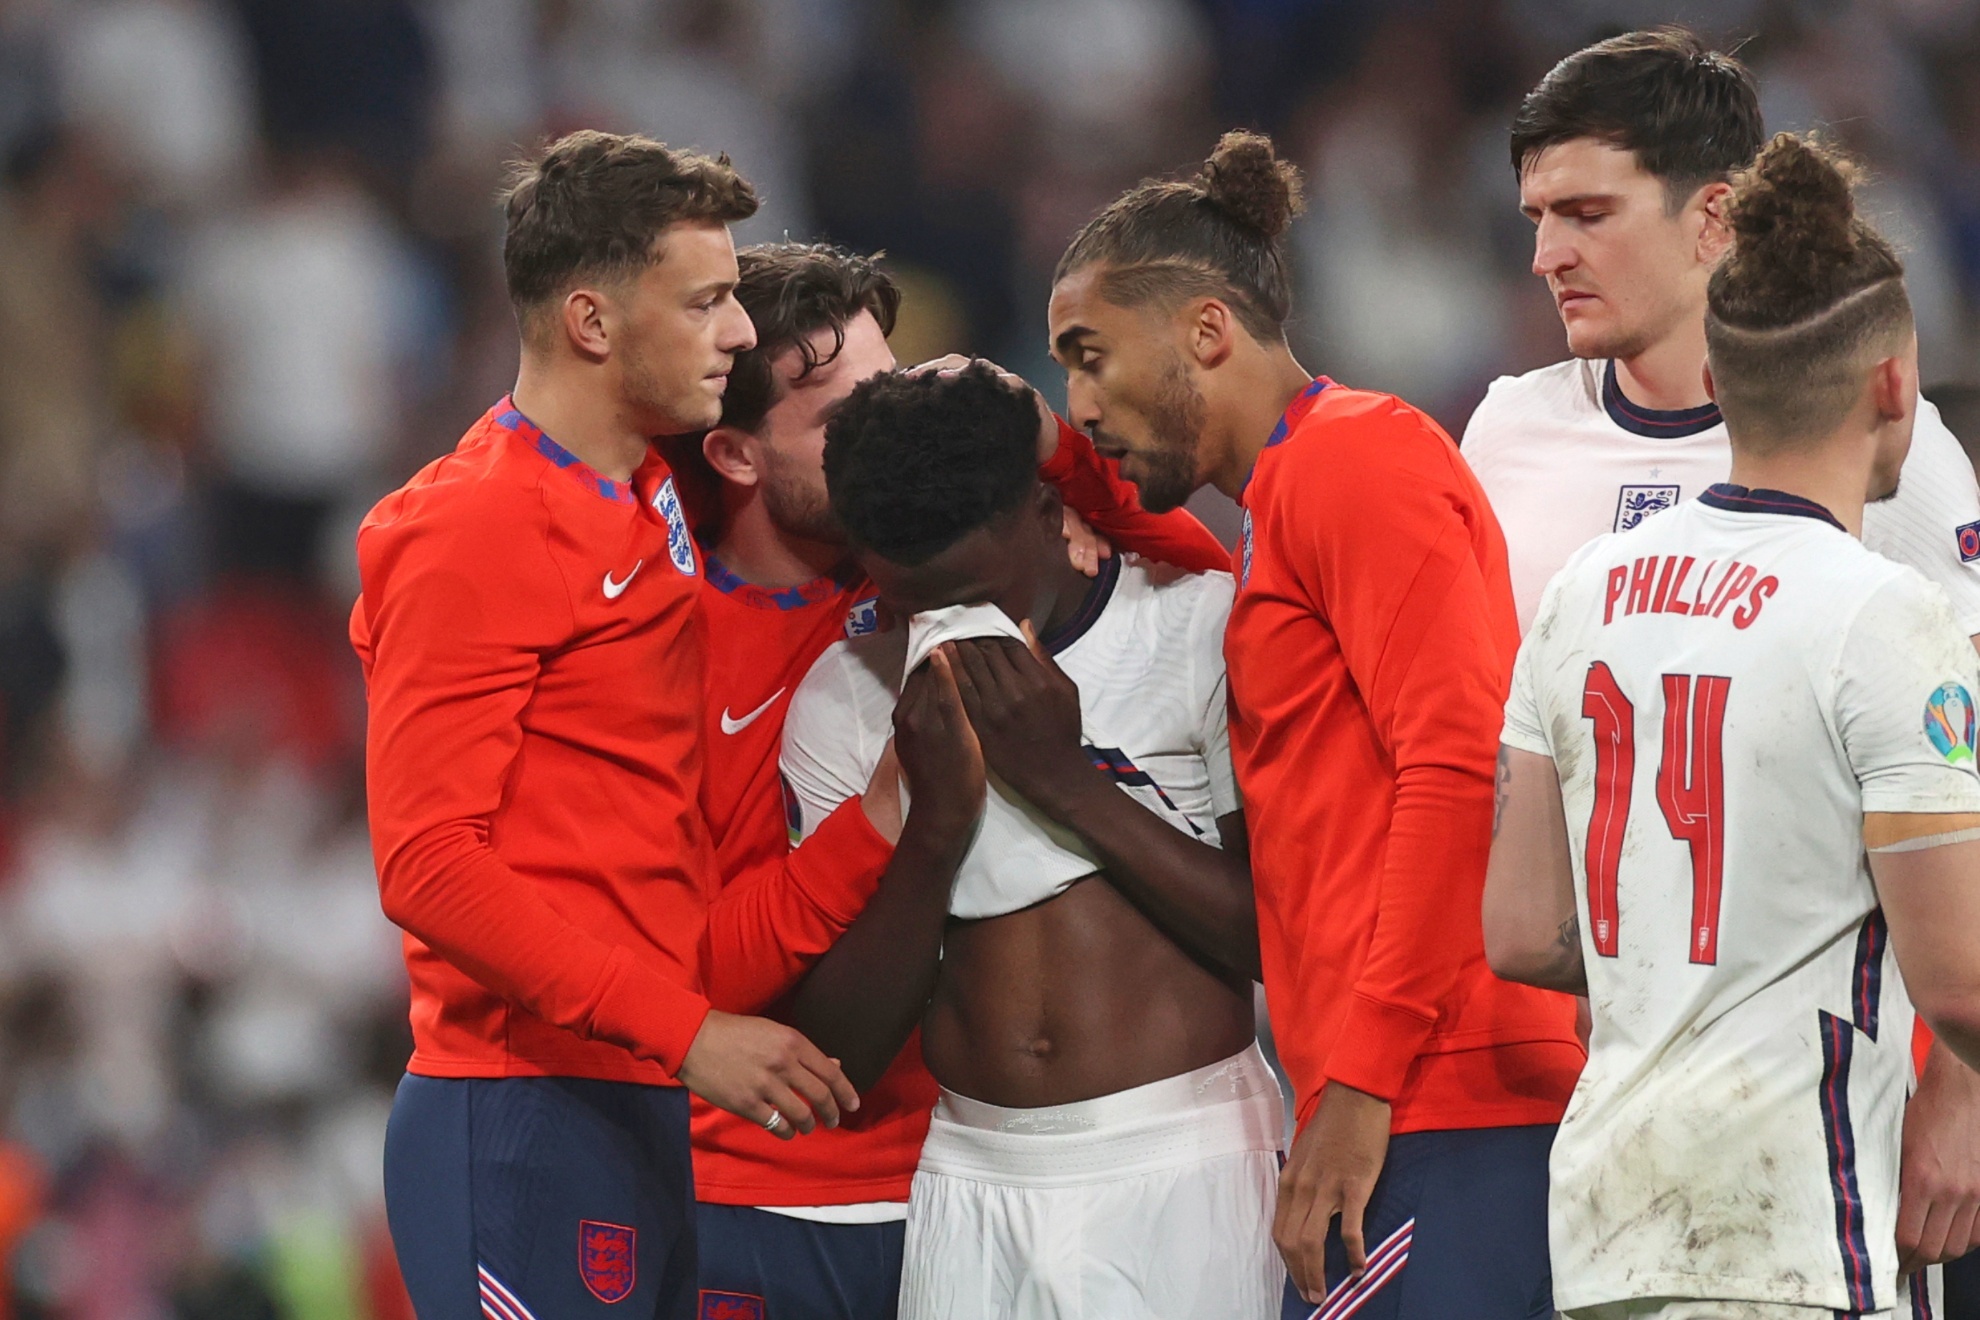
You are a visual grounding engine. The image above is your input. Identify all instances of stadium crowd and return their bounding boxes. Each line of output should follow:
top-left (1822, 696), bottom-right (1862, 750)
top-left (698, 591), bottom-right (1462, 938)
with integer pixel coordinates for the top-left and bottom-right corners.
top-left (3, 1), bottom-right (1980, 1317)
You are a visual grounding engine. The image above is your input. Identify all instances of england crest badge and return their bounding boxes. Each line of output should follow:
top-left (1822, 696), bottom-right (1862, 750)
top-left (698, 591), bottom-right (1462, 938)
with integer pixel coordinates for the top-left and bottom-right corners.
top-left (1614, 484), bottom-right (1680, 532)
top-left (578, 1220), bottom-right (636, 1304)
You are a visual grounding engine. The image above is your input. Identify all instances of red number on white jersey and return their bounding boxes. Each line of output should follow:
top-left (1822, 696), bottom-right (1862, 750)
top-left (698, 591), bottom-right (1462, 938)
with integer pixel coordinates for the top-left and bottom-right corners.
top-left (1580, 661), bottom-right (1634, 957)
top-left (1656, 674), bottom-right (1731, 964)
top-left (1578, 666), bottom-right (1732, 964)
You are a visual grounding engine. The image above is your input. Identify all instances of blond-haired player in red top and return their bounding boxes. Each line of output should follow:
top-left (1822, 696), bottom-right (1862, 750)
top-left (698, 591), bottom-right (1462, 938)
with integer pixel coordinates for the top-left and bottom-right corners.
top-left (1046, 130), bottom-right (1584, 1319)
top-left (1462, 28), bottom-right (1980, 1291)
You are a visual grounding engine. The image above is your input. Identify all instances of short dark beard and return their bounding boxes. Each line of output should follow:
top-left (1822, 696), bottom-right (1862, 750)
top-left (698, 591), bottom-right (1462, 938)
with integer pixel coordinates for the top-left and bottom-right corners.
top-left (760, 446), bottom-right (843, 544)
top-left (1131, 355), bottom-right (1208, 514)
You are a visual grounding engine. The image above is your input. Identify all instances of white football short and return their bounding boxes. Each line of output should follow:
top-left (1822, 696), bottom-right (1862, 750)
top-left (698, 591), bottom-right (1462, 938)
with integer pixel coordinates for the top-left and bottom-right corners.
top-left (896, 1042), bottom-right (1286, 1320)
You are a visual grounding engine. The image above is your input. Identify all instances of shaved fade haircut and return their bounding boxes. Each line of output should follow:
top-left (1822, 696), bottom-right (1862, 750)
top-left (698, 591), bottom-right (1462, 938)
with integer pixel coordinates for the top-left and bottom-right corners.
top-left (1705, 133), bottom-right (1912, 450)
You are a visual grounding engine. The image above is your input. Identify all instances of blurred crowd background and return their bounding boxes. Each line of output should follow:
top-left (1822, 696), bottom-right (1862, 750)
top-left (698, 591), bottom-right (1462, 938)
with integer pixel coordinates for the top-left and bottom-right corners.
top-left (0, 0), bottom-right (1977, 1315)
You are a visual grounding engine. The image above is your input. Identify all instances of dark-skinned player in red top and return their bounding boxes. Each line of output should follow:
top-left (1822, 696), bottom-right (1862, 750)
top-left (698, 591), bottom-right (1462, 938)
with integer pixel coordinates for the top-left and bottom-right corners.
top-left (353, 133), bottom-right (879, 1320)
top-left (678, 241), bottom-right (1232, 1318)
top-left (1044, 131), bottom-right (1586, 1320)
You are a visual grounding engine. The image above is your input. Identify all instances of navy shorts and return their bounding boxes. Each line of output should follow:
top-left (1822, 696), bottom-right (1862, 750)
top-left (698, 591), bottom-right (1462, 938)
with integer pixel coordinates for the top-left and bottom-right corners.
top-left (695, 1202), bottom-right (904, 1319)
top-left (384, 1074), bottom-right (697, 1320)
top-left (1942, 1249), bottom-right (1980, 1320)
top-left (1280, 1123), bottom-right (1556, 1320)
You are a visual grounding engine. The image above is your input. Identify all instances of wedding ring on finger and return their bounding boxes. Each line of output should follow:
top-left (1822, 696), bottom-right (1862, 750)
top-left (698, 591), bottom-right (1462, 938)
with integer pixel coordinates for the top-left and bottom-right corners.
top-left (762, 1110), bottom-right (787, 1134)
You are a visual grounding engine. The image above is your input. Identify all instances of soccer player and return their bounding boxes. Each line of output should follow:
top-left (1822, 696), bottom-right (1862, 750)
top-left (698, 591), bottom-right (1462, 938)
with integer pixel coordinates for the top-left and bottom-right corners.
top-left (781, 364), bottom-right (1284, 1318)
top-left (684, 243), bottom-right (1230, 1317)
top-left (354, 133), bottom-right (871, 1319)
top-left (1042, 131), bottom-right (1584, 1317)
top-left (1463, 28), bottom-right (1980, 1281)
top-left (1484, 131), bottom-right (1980, 1320)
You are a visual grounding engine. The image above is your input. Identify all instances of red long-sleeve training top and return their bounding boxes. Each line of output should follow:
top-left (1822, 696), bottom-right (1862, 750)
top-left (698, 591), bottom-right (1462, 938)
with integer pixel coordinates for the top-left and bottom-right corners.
top-left (1227, 379), bottom-right (1584, 1134)
top-left (352, 398), bottom-right (891, 1084)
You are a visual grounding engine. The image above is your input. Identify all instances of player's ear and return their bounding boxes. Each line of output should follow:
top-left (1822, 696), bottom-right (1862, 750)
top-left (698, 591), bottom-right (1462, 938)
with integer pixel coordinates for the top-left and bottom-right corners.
top-left (1701, 359), bottom-right (1717, 403)
top-left (562, 287), bottom-right (611, 361)
top-left (1694, 181), bottom-right (1736, 267)
top-left (1034, 479), bottom-right (1064, 531)
top-left (1870, 350), bottom-right (1916, 424)
top-left (702, 426), bottom-right (762, 487)
top-left (1184, 297), bottom-right (1237, 370)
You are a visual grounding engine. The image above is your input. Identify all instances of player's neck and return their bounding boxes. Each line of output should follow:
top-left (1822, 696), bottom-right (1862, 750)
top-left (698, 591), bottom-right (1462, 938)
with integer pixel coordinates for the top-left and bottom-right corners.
top-left (1035, 552), bottom-right (1105, 639)
top-left (1209, 345), bottom-right (1314, 501)
top-left (710, 488), bottom-right (846, 589)
top-left (1612, 316), bottom-right (1712, 413)
top-left (1725, 441), bottom-right (1869, 537)
top-left (510, 358), bottom-right (654, 483)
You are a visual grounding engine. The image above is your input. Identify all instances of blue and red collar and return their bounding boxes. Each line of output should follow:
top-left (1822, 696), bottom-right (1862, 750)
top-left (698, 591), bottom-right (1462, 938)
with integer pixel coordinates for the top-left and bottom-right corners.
top-left (1602, 361), bottom-right (1722, 439)
top-left (1698, 482), bottom-right (1846, 532)
top-left (1266, 376), bottom-right (1335, 449)
top-left (493, 395), bottom-right (639, 505)
top-left (1040, 553), bottom-right (1120, 655)
top-left (700, 544), bottom-right (864, 610)
top-left (1241, 376), bottom-right (1334, 500)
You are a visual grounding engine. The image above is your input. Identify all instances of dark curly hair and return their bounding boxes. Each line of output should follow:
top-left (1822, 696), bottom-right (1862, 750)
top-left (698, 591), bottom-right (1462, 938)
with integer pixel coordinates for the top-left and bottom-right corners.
top-left (719, 243), bottom-right (900, 434)
top-left (1705, 133), bottom-right (1912, 447)
top-left (501, 129), bottom-right (757, 338)
top-left (823, 364), bottom-right (1041, 565)
top-left (1054, 130), bottom-right (1305, 342)
top-left (1511, 27), bottom-right (1762, 211)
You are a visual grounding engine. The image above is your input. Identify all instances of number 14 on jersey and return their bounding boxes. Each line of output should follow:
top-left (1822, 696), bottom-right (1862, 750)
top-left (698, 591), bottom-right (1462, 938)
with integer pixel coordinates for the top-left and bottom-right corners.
top-left (1582, 662), bottom-right (1730, 964)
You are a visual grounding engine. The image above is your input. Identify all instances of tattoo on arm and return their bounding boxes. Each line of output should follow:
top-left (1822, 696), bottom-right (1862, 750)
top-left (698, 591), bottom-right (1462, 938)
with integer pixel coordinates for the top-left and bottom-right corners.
top-left (1549, 910), bottom-right (1587, 994)
top-left (1493, 745), bottom-right (1512, 839)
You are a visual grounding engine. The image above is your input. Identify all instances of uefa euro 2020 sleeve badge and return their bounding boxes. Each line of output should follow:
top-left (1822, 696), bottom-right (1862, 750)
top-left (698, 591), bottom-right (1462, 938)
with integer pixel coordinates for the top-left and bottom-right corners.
top-left (1925, 682), bottom-right (1977, 766)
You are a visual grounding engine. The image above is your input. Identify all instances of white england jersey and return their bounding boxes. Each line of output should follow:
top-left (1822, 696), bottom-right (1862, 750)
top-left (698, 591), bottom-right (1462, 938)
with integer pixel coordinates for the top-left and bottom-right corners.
top-left (780, 557), bottom-right (1240, 909)
top-left (1464, 357), bottom-right (1980, 637)
top-left (1502, 485), bottom-right (1980, 1313)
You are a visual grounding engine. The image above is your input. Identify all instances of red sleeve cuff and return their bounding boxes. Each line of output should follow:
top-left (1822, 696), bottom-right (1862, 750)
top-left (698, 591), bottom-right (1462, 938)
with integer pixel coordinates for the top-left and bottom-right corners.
top-left (588, 946), bottom-right (713, 1076)
top-left (786, 799), bottom-right (895, 924)
top-left (1325, 992), bottom-right (1439, 1102)
top-left (1036, 416), bottom-right (1090, 486)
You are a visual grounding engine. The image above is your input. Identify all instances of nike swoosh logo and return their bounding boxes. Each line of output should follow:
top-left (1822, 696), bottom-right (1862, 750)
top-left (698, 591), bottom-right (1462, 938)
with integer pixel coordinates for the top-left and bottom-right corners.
top-left (603, 561), bottom-right (643, 599)
top-left (720, 688), bottom-right (787, 735)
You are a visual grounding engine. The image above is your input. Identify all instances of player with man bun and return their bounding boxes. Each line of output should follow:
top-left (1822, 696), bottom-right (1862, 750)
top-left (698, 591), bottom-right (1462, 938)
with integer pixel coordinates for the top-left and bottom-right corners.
top-left (1487, 132), bottom-right (1980, 1319)
top-left (1046, 131), bottom-right (1584, 1318)
top-left (780, 362), bottom-right (1280, 1318)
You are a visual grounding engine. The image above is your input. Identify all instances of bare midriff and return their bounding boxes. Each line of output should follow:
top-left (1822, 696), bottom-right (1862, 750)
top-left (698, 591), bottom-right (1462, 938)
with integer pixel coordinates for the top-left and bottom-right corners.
top-left (922, 873), bottom-right (1254, 1108)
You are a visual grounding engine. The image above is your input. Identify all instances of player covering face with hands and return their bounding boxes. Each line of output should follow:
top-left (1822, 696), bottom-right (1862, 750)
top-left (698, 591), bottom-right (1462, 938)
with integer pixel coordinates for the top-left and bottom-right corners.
top-left (1046, 131), bottom-right (1583, 1318)
top-left (682, 243), bottom-right (1229, 1319)
top-left (1486, 133), bottom-right (1980, 1320)
top-left (780, 363), bottom-right (1282, 1318)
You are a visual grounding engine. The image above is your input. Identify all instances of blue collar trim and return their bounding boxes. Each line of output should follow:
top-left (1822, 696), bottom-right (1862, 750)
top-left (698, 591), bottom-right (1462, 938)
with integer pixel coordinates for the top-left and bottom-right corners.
top-left (1698, 482), bottom-right (1846, 531)
top-left (1040, 553), bottom-right (1120, 655)
top-left (1602, 361), bottom-right (1722, 439)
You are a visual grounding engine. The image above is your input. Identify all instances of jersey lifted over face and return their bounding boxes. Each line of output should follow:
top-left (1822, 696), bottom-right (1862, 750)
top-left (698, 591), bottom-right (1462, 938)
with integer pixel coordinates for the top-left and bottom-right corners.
top-left (1465, 358), bottom-right (1980, 636)
top-left (1503, 485), bottom-right (1980, 1313)
top-left (783, 557), bottom-right (1239, 880)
